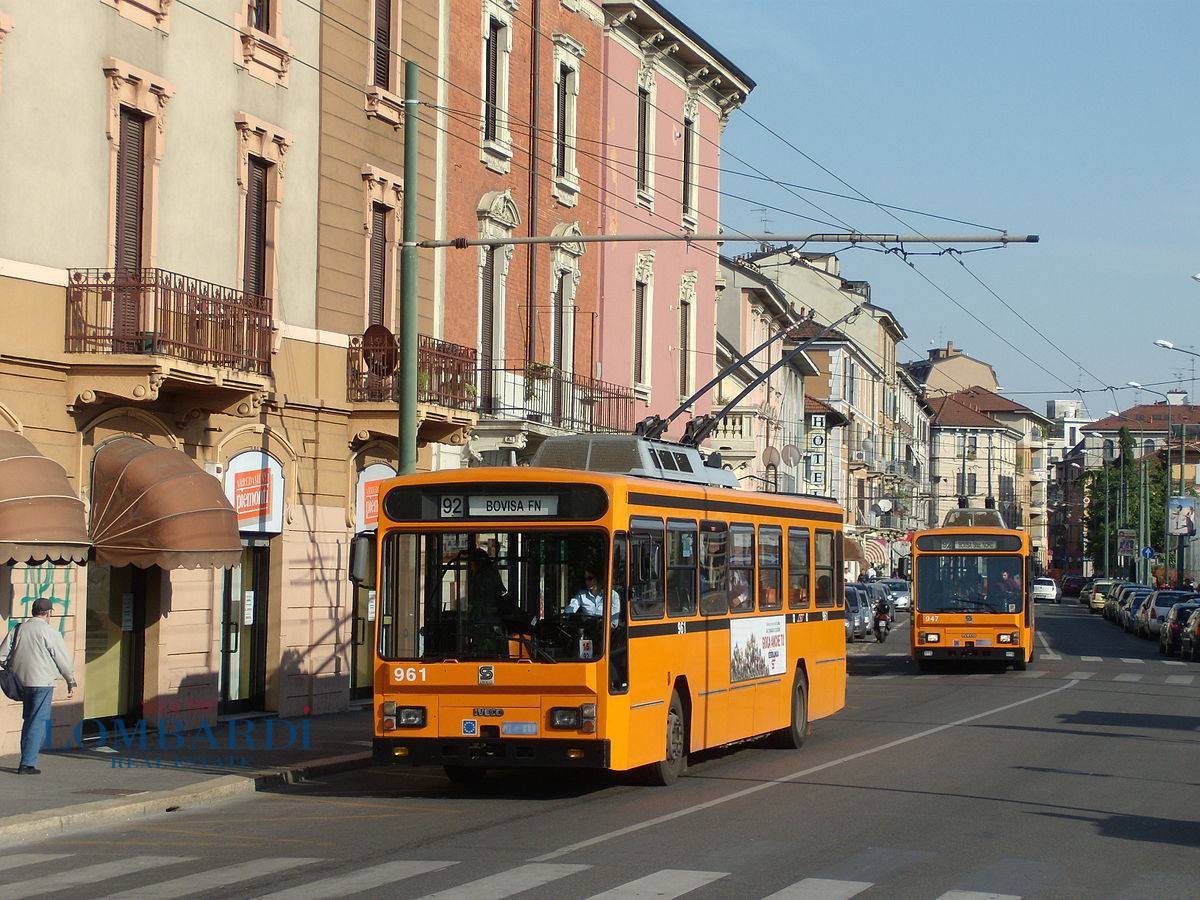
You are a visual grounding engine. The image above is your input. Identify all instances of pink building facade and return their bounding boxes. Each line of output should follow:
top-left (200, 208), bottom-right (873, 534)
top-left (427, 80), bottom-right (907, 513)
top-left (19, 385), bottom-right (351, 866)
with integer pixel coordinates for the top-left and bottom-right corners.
top-left (597, 1), bottom-right (753, 434)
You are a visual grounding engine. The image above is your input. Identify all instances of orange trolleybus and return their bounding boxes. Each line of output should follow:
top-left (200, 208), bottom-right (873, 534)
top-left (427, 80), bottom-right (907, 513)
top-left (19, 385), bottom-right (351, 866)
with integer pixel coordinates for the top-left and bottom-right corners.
top-left (910, 508), bottom-right (1034, 673)
top-left (350, 434), bottom-right (847, 785)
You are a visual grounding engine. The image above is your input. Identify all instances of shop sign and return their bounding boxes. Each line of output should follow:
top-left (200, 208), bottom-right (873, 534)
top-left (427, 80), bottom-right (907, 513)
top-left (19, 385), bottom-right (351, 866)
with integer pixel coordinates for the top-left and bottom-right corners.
top-left (224, 451), bottom-right (285, 535)
top-left (356, 463), bottom-right (396, 531)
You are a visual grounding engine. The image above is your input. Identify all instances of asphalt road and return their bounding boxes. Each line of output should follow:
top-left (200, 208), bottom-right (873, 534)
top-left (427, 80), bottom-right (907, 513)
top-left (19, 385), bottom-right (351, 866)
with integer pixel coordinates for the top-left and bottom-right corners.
top-left (3, 601), bottom-right (1198, 899)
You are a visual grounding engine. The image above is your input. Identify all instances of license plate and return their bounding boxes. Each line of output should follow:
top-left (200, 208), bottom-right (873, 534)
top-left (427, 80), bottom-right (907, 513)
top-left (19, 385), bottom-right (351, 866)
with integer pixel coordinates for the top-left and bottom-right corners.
top-left (501, 722), bottom-right (538, 736)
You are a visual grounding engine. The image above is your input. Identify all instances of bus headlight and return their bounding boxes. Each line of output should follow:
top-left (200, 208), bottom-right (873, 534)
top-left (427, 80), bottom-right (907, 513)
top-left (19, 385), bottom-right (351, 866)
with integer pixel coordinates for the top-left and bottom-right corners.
top-left (550, 707), bottom-right (582, 729)
top-left (997, 633), bottom-right (1012, 643)
top-left (397, 706), bottom-right (426, 727)
top-left (382, 701), bottom-right (398, 715)
top-left (923, 632), bottom-right (940, 643)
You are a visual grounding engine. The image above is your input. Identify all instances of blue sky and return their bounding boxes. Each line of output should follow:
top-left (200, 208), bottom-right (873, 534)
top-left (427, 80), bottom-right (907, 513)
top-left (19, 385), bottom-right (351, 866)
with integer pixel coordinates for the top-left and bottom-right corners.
top-left (677, 0), bottom-right (1200, 416)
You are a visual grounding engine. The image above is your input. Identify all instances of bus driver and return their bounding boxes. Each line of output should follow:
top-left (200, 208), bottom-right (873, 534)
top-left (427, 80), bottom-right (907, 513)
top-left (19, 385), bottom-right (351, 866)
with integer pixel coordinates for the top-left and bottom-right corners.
top-left (566, 569), bottom-right (620, 627)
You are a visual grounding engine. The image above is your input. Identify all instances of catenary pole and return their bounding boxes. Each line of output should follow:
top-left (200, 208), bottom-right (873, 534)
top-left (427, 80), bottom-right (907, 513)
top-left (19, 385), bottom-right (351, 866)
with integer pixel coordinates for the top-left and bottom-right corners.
top-left (398, 61), bottom-right (420, 474)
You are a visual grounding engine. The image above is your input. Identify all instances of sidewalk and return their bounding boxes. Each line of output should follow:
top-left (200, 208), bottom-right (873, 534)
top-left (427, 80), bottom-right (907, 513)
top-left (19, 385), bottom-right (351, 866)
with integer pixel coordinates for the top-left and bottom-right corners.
top-left (0, 708), bottom-right (374, 844)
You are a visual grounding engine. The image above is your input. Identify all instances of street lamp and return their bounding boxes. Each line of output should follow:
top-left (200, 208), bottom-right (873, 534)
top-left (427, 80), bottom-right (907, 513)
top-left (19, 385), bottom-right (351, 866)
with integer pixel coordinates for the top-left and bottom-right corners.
top-left (1130, 382), bottom-right (1174, 585)
top-left (1107, 408), bottom-right (1141, 580)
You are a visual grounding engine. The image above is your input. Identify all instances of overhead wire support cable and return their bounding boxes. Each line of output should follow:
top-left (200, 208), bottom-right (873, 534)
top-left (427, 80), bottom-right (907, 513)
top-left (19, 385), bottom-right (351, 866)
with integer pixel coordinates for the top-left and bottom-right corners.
top-left (419, 232), bottom-right (1039, 250)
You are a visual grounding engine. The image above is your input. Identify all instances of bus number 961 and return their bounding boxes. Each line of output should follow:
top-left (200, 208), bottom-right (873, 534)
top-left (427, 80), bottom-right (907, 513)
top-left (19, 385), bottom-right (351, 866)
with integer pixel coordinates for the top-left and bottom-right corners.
top-left (394, 667), bottom-right (428, 683)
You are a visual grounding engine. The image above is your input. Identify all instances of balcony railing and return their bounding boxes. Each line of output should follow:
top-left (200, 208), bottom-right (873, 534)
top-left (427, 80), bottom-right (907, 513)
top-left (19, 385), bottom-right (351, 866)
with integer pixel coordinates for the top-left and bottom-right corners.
top-left (67, 268), bottom-right (272, 375)
top-left (711, 411), bottom-right (756, 444)
top-left (348, 333), bottom-right (478, 410)
top-left (478, 362), bottom-right (634, 433)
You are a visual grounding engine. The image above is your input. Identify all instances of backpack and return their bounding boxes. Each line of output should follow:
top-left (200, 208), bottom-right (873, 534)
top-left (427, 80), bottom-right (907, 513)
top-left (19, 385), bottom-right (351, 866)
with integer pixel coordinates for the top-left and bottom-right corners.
top-left (0, 623), bottom-right (24, 702)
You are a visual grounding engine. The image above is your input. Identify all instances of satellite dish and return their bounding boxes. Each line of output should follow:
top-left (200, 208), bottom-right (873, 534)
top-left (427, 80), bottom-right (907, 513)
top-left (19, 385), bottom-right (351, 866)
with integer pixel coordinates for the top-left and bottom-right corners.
top-left (762, 446), bottom-right (782, 467)
top-left (781, 444), bottom-right (801, 466)
top-left (877, 498), bottom-right (893, 513)
top-left (863, 439), bottom-right (877, 456)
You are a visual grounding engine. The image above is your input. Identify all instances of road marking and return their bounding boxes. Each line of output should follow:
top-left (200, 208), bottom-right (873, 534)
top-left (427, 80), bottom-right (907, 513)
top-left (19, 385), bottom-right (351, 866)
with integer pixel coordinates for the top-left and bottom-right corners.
top-left (1113, 673), bottom-right (1143, 683)
top-left (258, 860), bottom-right (456, 899)
top-left (416, 864), bottom-right (589, 900)
top-left (1164, 660), bottom-right (1185, 666)
top-left (1120, 658), bottom-right (1144, 664)
top-left (764, 877), bottom-right (874, 899)
top-left (107, 857), bottom-right (324, 899)
top-left (588, 869), bottom-right (728, 899)
top-left (0, 855), bottom-right (70, 874)
top-left (532, 681), bottom-right (1079, 862)
top-left (916, 674), bottom-right (943, 680)
top-left (1081, 656), bottom-right (1102, 662)
top-left (936, 893), bottom-right (1021, 900)
top-left (3, 857), bottom-right (192, 900)
top-left (887, 652), bottom-right (905, 657)
top-left (869, 675), bottom-right (897, 680)
top-left (1065, 672), bottom-right (1095, 680)
top-left (1016, 671), bottom-right (1047, 678)
top-left (1166, 675), bottom-right (1196, 685)
top-left (1035, 631), bottom-right (1061, 660)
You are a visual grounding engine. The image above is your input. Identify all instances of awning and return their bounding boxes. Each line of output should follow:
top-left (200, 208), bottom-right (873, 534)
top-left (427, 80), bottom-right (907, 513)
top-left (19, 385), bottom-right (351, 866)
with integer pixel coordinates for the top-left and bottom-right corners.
top-left (90, 438), bottom-right (241, 569)
top-left (0, 432), bottom-right (89, 565)
top-left (842, 535), bottom-right (866, 564)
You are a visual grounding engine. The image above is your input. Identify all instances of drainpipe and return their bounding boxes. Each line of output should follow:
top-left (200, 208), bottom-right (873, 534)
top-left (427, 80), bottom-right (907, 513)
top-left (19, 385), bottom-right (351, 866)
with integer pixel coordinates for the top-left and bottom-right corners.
top-left (525, 0), bottom-right (541, 366)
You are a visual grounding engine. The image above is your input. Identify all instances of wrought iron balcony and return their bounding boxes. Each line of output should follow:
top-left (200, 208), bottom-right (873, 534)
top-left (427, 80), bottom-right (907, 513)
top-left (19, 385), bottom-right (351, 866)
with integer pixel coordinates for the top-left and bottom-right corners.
top-left (477, 361), bottom-right (634, 434)
top-left (66, 268), bottom-right (272, 375)
top-left (348, 333), bottom-right (478, 410)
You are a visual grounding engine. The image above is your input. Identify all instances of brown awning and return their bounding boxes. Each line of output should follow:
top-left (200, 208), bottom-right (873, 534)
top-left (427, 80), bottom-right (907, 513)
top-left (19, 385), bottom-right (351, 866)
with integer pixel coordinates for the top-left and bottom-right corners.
top-left (0, 432), bottom-right (89, 565)
top-left (843, 534), bottom-right (866, 565)
top-left (90, 438), bottom-right (241, 569)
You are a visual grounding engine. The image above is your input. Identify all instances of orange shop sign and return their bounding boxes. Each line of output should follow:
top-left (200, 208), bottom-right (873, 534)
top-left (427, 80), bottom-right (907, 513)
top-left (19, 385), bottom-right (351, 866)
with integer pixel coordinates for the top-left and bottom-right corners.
top-left (356, 463), bottom-right (396, 531)
top-left (223, 451), bottom-right (285, 534)
top-left (234, 468), bottom-right (271, 520)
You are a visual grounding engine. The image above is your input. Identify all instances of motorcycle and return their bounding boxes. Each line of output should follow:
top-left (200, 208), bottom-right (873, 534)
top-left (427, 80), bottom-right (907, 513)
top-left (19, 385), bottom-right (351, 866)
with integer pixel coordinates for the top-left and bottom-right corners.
top-left (874, 613), bottom-right (891, 643)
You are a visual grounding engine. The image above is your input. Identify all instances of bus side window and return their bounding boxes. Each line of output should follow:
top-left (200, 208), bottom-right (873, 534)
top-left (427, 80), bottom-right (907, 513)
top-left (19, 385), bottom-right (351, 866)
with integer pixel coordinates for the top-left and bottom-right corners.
top-left (667, 519), bottom-right (698, 617)
top-left (609, 532), bottom-right (630, 695)
top-left (700, 521), bottom-right (728, 615)
top-left (814, 529), bottom-right (835, 608)
top-left (788, 527), bottom-right (811, 609)
top-left (758, 525), bottom-right (783, 611)
top-left (835, 529), bottom-right (845, 601)
top-left (728, 523), bottom-right (756, 613)
top-left (630, 519), bottom-right (665, 620)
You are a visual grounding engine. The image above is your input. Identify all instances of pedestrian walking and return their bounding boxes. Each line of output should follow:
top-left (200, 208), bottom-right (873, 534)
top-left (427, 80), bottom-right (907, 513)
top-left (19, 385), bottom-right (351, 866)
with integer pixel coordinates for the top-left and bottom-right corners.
top-left (0, 599), bottom-right (76, 774)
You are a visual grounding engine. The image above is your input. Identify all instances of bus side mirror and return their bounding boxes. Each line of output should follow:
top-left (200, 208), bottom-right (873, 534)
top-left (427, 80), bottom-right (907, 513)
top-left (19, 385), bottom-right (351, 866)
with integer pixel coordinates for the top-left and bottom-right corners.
top-left (349, 531), bottom-right (376, 589)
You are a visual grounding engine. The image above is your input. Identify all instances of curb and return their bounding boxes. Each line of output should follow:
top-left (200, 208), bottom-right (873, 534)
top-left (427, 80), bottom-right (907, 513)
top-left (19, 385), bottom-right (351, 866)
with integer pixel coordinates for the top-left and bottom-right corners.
top-left (0, 751), bottom-right (373, 846)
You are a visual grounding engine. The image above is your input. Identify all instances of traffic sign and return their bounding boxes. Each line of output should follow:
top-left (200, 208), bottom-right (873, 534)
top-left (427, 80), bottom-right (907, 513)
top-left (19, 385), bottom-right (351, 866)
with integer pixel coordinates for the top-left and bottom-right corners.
top-left (1140, 546), bottom-right (1154, 560)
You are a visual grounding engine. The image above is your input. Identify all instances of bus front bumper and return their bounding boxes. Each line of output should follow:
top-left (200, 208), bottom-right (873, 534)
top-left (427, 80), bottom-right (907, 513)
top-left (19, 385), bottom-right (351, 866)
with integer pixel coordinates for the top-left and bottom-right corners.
top-left (373, 737), bottom-right (611, 769)
top-left (914, 646), bottom-right (1022, 660)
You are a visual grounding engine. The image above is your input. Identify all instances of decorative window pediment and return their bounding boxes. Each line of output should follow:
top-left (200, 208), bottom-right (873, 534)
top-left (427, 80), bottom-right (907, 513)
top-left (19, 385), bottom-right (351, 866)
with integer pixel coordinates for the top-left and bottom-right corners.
top-left (477, 189), bottom-right (521, 233)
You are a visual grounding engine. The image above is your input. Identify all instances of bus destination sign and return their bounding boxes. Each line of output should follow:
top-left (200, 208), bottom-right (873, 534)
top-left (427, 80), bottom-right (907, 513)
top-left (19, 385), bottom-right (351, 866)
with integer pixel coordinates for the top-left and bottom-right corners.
top-left (440, 494), bottom-right (560, 518)
top-left (915, 534), bottom-right (1023, 553)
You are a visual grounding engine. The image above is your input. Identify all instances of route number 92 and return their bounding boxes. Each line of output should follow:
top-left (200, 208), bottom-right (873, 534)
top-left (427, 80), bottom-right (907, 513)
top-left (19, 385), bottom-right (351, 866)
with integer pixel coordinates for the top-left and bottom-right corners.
top-left (440, 496), bottom-right (464, 518)
top-left (394, 666), bottom-right (428, 683)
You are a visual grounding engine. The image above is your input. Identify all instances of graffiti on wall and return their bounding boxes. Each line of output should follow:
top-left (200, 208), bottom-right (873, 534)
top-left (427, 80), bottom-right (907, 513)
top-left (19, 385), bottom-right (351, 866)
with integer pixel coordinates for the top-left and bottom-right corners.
top-left (7, 563), bottom-right (73, 634)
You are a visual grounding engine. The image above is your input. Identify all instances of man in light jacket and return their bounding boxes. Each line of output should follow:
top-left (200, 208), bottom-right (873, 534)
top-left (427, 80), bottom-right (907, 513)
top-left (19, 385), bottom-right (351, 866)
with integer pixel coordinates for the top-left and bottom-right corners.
top-left (0, 598), bottom-right (77, 774)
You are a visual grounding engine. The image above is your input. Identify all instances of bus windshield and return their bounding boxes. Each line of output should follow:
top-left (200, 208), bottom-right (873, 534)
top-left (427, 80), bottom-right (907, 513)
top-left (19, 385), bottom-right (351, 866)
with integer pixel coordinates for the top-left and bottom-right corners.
top-left (916, 554), bottom-right (1024, 614)
top-left (378, 529), bottom-right (611, 663)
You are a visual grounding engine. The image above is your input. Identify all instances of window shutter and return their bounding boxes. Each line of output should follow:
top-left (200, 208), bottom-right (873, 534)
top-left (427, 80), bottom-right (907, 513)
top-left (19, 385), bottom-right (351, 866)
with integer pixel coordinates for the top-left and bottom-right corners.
top-left (114, 107), bottom-right (146, 344)
top-left (373, 0), bottom-right (391, 90)
top-left (682, 118), bottom-right (694, 215)
top-left (552, 274), bottom-right (565, 372)
top-left (678, 298), bottom-right (690, 395)
top-left (555, 66), bottom-right (569, 178)
top-left (243, 156), bottom-right (269, 298)
top-left (633, 280), bottom-right (646, 384)
top-left (484, 20), bottom-right (501, 141)
top-left (636, 89), bottom-right (649, 192)
top-left (368, 203), bottom-right (388, 326)
top-left (479, 249), bottom-right (496, 409)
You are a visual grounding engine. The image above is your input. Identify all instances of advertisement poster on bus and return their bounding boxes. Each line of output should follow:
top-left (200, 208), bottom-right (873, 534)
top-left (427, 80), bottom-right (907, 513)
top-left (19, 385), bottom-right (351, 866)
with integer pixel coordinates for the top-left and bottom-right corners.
top-left (1117, 529), bottom-right (1137, 557)
top-left (730, 615), bottom-right (786, 682)
top-left (1168, 496), bottom-right (1197, 537)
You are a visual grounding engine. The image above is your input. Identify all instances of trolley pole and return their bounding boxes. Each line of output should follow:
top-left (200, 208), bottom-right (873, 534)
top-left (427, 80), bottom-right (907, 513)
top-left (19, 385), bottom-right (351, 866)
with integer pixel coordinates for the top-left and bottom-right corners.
top-left (398, 60), bottom-right (420, 475)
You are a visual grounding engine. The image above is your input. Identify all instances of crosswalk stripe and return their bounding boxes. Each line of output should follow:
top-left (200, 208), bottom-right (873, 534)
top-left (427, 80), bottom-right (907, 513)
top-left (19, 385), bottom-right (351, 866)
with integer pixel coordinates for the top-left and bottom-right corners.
top-left (1016, 671), bottom-right (1046, 678)
top-left (2, 857), bottom-right (192, 900)
top-left (936, 892), bottom-right (1021, 900)
top-left (764, 877), bottom-right (874, 899)
top-left (0, 855), bottom-right (70, 874)
top-left (887, 652), bottom-right (905, 657)
top-left (1065, 671), bottom-right (1095, 680)
top-left (257, 860), bottom-right (456, 899)
top-left (1163, 660), bottom-right (1185, 666)
top-left (1166, 674), bottom-right (1196, 685)
top-left (1081, 656), bottom-right (1102, 662)
top-left (869, 675), bottom-right (897, 680)
top-left (1120, 658), bottom-right (1144, 664)
top-left (106, 857), bottom-right (323, 899)
top-left (588, 868), bottom-right (727, 899)
top-left (415, 863), bottom-right (589, 900)
top-left (1114, 673), bottom-right (1143, 682)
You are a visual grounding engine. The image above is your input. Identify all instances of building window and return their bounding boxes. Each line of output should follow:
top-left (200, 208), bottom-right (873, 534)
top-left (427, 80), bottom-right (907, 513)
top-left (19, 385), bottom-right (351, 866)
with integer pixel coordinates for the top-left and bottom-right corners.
top-left (476, 190), bottom-right (520, 411)
top-left (636, 86), bottom-right (651, 198)
top-left (236, 0), bottom-right (291, 84)
top-left (481, 5), bottom-right (513, 172)
top-left (367, 203), bottom-right (388, 326)
top-left (632, 251), bottom-right (654, 392)
top-left (681, 115), bottom-right (697, 225)
top-left (248, 0), bottom-right (271, 33)
top-left (548, 223), bottom-right (583, 384)
top-left (677, 270), bottom-right (696, 399)
top-left (361, 166), bottom-right (402, 327)
top-left (104, 59), bottom-right (173, 274)
top-left (372, 0), bottom-right (394, 91)
top-left (235, 113), bottom-right (292, 306)
top-left (550, 33), bottom-right (585, 205)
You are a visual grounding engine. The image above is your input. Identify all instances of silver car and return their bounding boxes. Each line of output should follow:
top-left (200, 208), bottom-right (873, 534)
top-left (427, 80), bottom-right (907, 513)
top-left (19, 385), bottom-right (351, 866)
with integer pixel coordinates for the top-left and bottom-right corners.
top-left (881, 578), bottom-right (911, 611)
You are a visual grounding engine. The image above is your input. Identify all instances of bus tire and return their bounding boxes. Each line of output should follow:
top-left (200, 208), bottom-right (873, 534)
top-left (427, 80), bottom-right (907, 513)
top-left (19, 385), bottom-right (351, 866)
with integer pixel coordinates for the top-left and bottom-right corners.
top-left (443, 765), bottom-right (487, 787)
top-left (771, 673), bottom-right (809, 750)
top-left (645, 691), bottom-right (687, 786)
top-left (1013, 650), bottom-right (1029, 671)
top-left (916, 659), bottom-right (934, 674)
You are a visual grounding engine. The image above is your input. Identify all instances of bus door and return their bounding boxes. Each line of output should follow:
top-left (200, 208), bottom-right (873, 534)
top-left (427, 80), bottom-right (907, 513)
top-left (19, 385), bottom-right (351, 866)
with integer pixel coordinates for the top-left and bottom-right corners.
top-left (608, 532), bottom-right (629, 695)
top-left (699, 521), bottom-right (730, 748)
top-left (628, 520), bottom-right (665, 748)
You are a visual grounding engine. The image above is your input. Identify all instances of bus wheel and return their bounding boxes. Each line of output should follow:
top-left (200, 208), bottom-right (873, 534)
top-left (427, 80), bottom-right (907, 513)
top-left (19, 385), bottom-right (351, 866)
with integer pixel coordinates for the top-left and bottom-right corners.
top-left (646, 692), bottom-right (687, 786)
top-left (916, 659), bottom-right (934, 674)
top-left (772, 673), bottom-right (809, 750)
top-left (1013, 651), bottom-right (1028, 671)
top-left (444, 765), bottom-right (487, 787)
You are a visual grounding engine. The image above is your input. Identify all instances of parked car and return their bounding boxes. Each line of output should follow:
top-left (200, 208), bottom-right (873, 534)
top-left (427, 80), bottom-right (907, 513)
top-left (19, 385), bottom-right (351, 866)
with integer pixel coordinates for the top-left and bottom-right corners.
top-left (1088, 578), bottom-right (1115, 613)
top-left (880, 579), bottom-right (911, 611)
top-left (1122, 590), bottom-right (1154, 632)
top-left (1137, 590), bottom-right (1198, 639)
top-left (1180, 608), bottom-right (1200, 661)
top-left (1106, 583), bottom-right (1137, 621)
top-left (1061, 574), bottom-right (1087, 598)
top-left (844, 587), bottom-right (865, 642)
top-left (1160, 602), bottom-right (1200, 656)
top-left (1032, 577), bottom-right (1060, 603)
top-left (857, 581), bottom-right (891, 614)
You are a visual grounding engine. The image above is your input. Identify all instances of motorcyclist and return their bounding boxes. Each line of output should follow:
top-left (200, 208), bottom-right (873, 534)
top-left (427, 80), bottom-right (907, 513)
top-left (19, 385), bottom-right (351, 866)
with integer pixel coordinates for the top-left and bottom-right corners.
top-left (873, 597), bottom-right (892, 641)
